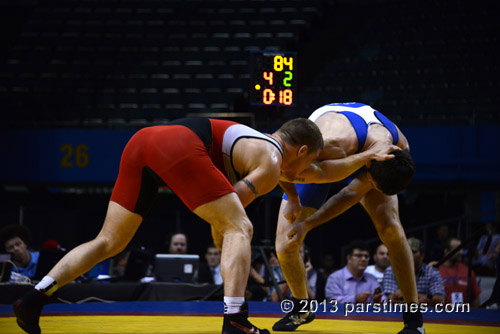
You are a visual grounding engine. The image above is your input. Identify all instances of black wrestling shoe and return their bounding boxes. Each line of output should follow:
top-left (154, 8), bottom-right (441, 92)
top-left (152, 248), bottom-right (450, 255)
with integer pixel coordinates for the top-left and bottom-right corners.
top-left (398, 310), bottom-right (425, 334)
top-left (222, 302), bottom-right (270, 334)
top-left (272, 298), bottom-right (315, 331)
top-left (13, 289), bottom-right (52, 334)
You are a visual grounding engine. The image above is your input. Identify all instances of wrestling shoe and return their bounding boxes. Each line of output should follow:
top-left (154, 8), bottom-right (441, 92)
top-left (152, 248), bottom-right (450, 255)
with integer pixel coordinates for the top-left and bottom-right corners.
top-left (398, 310), bottom-right (425, 334)
top-left (272, 297), bottom-right (315, 331)
top-left (13, 288), bottom-right (52, 334)
top-left (222, 302), bottom-right (270, 334)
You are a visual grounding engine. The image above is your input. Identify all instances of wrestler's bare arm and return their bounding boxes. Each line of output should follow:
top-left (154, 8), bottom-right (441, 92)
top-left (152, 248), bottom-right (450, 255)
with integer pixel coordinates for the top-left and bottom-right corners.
top-left (293, 141), bottom-right (398, 184)
top-left (232, 145), bottom-right (281, 207)
top-left (304, 172), bottom-right (373, 229)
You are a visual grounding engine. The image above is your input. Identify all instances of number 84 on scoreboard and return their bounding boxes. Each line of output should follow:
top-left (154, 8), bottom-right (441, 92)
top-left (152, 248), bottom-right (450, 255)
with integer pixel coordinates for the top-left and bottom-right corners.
top-left (250, 51), bottom-right (297, 106)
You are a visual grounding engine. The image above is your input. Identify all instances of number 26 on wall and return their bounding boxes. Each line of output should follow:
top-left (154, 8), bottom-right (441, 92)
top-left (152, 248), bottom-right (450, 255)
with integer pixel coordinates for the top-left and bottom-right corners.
top-left (60, 144), bottom-right (89, 168)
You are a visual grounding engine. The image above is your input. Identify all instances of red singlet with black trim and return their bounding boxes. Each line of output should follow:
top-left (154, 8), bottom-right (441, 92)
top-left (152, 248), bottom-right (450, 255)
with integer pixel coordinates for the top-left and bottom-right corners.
top-left (110, 118), bottom-right (282, 216)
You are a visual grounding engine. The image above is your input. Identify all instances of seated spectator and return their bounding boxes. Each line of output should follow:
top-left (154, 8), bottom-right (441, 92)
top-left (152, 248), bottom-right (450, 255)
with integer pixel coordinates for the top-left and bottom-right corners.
top-left (0, 224), bottom-right (39, 282)
top-left (439, 237), bottom-right (481, 307)
top-left (473, 222), bottom-right (500, 276)
top-left (167, 232), bottom-right (189, 254)
top-left (383, 237), bottom-right (445, 306)
top-left (365, 243), bottom-right (390, 284)
top-left (316, 253), bottom-right (335, 301)
top-left (111, 249), bottom-right (131, 277)
top-left (246, 249), bottom-right (274, 301)
top-left (318, 253), bottom-right (336, 279)
top-left (198, 244), bottom-right (223, 285)
top-left (483, 247), bottom-right (500, 309)
top-left (325, 240), bottom-right (383, 304)
top-left (426, 224), bottom-right (451, 263)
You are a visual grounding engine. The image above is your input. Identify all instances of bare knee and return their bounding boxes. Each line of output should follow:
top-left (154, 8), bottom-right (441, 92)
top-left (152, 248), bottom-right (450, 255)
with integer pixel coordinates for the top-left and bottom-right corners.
top-left (275, 235), bottom-right (300, 258)
top-left (94, 233), bottom-right (127, 258)
top-left (220, 216), bottom-right (253, 242)
top-left (377, 221), bottom-right (406, 250)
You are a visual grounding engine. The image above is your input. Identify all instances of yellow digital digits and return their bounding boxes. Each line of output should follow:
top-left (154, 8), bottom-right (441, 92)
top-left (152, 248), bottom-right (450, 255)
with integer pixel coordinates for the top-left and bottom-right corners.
top-left (273, 55), bottom-right (293, 71)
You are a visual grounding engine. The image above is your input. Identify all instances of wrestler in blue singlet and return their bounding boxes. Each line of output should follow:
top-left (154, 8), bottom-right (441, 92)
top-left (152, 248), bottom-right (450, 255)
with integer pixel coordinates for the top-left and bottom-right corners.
top-left (284, 102), bottom-right (399, 209)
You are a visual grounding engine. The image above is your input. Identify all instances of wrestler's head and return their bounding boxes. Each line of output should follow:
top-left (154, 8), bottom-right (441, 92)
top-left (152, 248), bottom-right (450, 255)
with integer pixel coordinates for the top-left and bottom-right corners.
top-left (368, 149), bottom-right (415, 195)
top-left (276, 118), bottom-right (324, 180)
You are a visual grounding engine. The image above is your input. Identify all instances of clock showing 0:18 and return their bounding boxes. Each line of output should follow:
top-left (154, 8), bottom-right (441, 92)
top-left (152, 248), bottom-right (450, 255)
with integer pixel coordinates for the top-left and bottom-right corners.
top-left (249, 51), bottom-right (297, 106)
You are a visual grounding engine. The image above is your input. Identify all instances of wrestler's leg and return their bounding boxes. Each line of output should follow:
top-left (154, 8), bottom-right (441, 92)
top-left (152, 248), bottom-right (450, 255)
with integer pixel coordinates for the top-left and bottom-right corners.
top-left (360, 190), bottom-right (418, 304)
top-left (46, 201), bottom-right (142, 286)
top-left (13, 201), bottom-right (142, 334)
top-left (194, 193), bottom-right (270, 334)
top-left (193, 192), bottom-right (253, 298)
top-left (275, 199), bottom-right (317, 300)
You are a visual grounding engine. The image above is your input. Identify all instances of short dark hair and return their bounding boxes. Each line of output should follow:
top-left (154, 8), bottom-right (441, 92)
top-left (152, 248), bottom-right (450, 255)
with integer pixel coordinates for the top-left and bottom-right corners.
top-left (277, 118), bottom-right (324, 153)
top-left (346, 240), bottom-right (370, 256)
top-left (369, 149), bottom-right (415, 195)
top-left (373, 242), bottom-right (386, 254)
top-left (0, 224), bottom-right (32, 250)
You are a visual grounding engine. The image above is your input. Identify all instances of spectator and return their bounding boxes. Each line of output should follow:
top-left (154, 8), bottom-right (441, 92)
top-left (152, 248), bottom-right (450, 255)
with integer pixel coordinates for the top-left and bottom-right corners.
top-left (439, 237), bottom-right (481, 307)
top-left (426, 224), bottom-right (451, 262)
top-left (198, 244), bottom-right (223, 285)
top-left (246, 249), bottom-right (277, 301)
top-left (384, 237), bottom-right (445, 306)
top-left (325, 241), bottom-right (383, 304)
top-left (0, 224), bottom-right (39, 282)
top-left (473, 222), bottom-right (500, 276)
top-left (316, 253), bottom-right (335, 300)
top-left (365, 243), bottom-right (390, 284)
top-left (167, 232), bottom-right (188, 254)
top-left (483, 246), bottom-right (500, 309)
top-left (318, 253), bottom-right (336, 279)
top-left (111, 249), bottom-right (131, 277)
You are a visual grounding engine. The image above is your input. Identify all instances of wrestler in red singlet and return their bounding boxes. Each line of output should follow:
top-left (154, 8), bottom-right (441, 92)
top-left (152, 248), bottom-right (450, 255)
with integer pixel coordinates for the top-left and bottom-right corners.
top-left (110, 118), bottom-right (282, 215)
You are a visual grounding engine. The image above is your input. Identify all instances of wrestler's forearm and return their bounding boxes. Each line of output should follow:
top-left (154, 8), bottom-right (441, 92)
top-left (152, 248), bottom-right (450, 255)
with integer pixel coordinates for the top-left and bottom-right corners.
top-left (305, 186), bottom-right (366, 229)
top-left (279, 181), bottom-right (299, 201)
top-left (315, 151), bottom-right (372, 183)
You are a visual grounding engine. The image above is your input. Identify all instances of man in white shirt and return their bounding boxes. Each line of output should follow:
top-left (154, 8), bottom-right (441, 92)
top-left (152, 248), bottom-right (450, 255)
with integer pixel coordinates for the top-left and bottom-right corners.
top-left (365, 243), bottom-right (390, 284)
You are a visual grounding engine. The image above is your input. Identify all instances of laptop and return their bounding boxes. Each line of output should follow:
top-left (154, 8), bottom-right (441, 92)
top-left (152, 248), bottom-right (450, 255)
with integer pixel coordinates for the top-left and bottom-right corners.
top-left (0, 254), bottom-right (13, 283)
top-left (154, 254), bottom-right (199, 283)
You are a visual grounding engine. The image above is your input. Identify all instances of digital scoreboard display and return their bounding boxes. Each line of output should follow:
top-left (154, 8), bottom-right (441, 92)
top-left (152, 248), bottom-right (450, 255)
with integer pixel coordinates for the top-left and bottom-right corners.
top-left (250, 51), bottom-right (297, 106)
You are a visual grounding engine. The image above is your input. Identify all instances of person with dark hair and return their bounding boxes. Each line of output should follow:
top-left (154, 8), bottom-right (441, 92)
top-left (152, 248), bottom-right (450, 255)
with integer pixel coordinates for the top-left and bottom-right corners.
top-left (325, 241), bottom-right (383, 303)
top-left (167, 232), bottom-right (188, 255)
top-left (13, 117), bottom-right (323, 334)
top-left (273, 103), bottom-right (421, 334)
top-left (0, 224), bottom-right (39, 282)
top-left (368, 149), bottom-right (415, 195)
top-left (198, 244), bottom-right (223, 285)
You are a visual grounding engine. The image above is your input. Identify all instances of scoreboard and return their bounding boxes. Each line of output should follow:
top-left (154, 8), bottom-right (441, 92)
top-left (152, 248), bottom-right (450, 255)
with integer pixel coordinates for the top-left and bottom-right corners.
top-left (249, 51), bottom-right (297, 106)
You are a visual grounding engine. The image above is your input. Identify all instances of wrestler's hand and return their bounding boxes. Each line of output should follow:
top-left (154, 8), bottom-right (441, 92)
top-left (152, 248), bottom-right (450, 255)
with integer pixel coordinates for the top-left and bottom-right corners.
top-left (283, 198), bottom-right (302, 223)
top-left (365, 141), bottom-right (401, 165)
top-left (286, 220), bottom-right (307, 245)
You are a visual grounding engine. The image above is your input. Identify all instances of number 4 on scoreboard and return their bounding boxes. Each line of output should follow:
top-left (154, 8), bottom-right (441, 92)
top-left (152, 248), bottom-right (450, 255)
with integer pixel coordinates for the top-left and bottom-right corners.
top-left (263, 71), bottom-right (273, 85)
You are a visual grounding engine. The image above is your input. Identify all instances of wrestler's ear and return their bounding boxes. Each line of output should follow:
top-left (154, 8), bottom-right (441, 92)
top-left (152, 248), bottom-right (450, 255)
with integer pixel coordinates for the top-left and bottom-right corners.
top-left (297, 145), bottom-right (308, 157)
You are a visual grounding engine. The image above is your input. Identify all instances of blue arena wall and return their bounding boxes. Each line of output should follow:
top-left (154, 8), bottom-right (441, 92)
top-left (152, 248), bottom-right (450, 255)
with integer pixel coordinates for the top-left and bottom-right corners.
top-left (1, 126), bottom-right (499, 184)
